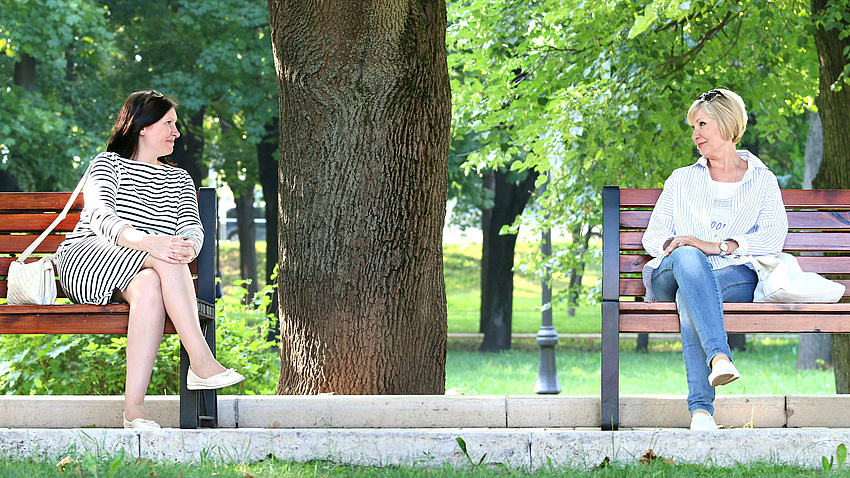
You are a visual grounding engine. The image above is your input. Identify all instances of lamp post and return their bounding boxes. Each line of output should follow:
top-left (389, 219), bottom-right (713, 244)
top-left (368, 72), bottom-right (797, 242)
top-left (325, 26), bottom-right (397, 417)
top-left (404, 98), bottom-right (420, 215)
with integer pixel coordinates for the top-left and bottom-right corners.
top-left (535, 171), bottom-right (560, 394)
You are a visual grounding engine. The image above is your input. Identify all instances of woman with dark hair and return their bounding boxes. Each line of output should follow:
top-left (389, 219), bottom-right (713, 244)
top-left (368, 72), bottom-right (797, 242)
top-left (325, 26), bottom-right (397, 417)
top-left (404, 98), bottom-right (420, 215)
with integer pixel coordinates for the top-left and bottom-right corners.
top-left (57, 91), bottom-right (243, 429)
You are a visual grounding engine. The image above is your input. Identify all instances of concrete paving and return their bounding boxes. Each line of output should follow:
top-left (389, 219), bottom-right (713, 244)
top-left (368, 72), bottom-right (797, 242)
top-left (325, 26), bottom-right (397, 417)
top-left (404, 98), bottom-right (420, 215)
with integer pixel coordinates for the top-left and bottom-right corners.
top-left (2, 395), bottom-right (850, 469)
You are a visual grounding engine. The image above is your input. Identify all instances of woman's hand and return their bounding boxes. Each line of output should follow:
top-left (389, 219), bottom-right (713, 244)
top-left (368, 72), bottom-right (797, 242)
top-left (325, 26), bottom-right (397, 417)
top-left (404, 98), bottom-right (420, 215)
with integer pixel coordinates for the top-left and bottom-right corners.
top-left (143, 235), bottom-right (195, 264)
top-left (663, 235), bottom-right (715, 256)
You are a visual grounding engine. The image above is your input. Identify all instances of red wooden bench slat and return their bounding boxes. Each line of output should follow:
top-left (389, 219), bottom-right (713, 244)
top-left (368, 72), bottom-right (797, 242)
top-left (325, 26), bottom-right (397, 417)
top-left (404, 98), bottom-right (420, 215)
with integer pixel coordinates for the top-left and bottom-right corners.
top-left (620, 231), bottom-right (850, 251)
top-left (618, 254), bottom-right (850, 274)
top-left (0, 308), bottom-right (177, 334)
top-left (0, 235), bottom-right (66, 254)
top-left (617, 278), bottom-right (850, 298)
top-left (0, 193), bottom-right (84, 211)
top-left (0, 256), bottom-right (199, 275)
top-left (620, 314), bottom-right (850, 334)
top-left (620, 189), bottom-right (850, 208)
top-left (620, 210), bottom-right (850, 230)
top-left (0, 213), bottom-right (81, 232)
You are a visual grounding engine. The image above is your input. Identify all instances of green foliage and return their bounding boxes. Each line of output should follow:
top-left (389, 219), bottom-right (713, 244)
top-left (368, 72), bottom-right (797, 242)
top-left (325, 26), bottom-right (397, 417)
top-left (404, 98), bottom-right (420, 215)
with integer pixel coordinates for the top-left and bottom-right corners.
top-left (447, 0), bottom-right (818, 306)
top-left (0, 0), bottom-right (116, 191)
top-left (0, 281), bottom-right (279, 396)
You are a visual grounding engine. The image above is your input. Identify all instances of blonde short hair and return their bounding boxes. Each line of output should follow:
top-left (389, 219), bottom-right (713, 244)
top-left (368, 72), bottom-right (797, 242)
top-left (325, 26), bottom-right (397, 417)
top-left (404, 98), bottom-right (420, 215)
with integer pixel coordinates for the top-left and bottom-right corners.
top-left (687, 89), bottom-right (748, 144)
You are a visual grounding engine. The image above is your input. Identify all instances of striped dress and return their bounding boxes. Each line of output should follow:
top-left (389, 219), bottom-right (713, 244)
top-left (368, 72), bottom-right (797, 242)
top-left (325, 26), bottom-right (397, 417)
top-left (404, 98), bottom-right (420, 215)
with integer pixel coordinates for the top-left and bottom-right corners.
top-left (56, 152), bottom-right (204, 305)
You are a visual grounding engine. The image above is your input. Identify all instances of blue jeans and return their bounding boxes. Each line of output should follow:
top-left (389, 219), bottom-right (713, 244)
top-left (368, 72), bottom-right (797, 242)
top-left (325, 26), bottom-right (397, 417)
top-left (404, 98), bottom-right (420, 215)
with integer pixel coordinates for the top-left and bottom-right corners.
top-left (650, 246), bottom-right (757, 415)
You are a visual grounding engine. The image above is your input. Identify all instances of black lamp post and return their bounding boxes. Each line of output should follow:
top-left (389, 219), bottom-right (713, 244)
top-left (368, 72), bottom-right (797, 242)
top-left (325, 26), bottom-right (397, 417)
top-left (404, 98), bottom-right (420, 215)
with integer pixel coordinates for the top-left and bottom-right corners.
top-left (535, 171), bottom-right (560, 394)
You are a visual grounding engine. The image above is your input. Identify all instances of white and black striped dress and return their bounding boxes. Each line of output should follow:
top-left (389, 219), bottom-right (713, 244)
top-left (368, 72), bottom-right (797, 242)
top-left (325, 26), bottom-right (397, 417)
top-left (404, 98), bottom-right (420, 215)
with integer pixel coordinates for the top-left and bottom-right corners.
top-left (56, 152), bottom-right (204, 305)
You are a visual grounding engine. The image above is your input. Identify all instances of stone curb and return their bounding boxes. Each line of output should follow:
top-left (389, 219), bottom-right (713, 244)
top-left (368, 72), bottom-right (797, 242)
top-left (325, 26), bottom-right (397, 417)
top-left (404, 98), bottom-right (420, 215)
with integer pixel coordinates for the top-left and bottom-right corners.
top-left (2, 395), bottom-right (849, 429)
top-left (2, 428), bottom-right (849, 470)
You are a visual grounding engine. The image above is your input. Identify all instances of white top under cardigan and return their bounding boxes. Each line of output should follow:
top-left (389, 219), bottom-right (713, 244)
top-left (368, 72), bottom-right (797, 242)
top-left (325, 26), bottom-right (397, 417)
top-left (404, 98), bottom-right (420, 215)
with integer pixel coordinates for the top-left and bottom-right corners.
top-left (640, 150), bottom-right (788, 302)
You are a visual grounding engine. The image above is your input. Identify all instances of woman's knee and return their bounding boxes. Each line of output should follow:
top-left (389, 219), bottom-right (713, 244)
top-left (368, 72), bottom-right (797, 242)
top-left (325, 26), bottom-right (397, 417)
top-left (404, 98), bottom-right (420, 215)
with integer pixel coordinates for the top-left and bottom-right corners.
top-left (126, 269), bottom-right (163, 302)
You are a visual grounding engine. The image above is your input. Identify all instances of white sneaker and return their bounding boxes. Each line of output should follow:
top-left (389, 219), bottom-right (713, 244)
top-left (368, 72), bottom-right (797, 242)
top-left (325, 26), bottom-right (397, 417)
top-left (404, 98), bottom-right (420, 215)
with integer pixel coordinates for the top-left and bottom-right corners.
top-left (708, 358), bottom-right (740, 387)
top-left (690, 413), bottom-right (718, 431)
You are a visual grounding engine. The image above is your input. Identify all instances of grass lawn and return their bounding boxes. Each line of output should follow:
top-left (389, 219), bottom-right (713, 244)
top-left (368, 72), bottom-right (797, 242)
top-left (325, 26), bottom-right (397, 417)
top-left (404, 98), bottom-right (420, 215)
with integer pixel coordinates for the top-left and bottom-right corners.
top-left (220, 241), bottom-right (602, 335)
top-left (1, 456), bottom-right (845, 477)
top-left (445, 337), bottom-right (835, 396)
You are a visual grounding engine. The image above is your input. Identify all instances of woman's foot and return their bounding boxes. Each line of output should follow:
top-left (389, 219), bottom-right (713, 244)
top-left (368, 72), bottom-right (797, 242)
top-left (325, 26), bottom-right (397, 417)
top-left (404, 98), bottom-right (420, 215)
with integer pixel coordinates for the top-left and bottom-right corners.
top-left (690, 411), bottom-right (718, 431)
top-left (708, 358), bottom-right (740, 387)
top-left (123, 412), bottom-right (161, 430)
top-left (186, 367), bottom-right (245, 390)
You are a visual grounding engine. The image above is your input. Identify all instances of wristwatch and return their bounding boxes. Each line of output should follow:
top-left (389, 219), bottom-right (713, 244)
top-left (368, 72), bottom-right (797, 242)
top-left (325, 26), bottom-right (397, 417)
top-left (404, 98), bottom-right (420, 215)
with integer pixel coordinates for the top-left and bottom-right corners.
top-left (719, 241), bottom-right (729, 256)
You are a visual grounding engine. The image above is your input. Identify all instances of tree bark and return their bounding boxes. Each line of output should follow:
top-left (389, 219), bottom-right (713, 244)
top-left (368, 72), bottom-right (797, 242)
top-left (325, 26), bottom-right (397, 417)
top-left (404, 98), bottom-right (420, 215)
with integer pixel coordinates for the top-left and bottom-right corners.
top-left (811, 0), bottom-right (850, 392)
top-left (270, 0), bottom-right (450, 394)
top-left (258, 117), bottom-right (281, 342)
top-left (479, 168), bottom-right (539, 352)
top-left (233, 187), bottom-right (259, 304)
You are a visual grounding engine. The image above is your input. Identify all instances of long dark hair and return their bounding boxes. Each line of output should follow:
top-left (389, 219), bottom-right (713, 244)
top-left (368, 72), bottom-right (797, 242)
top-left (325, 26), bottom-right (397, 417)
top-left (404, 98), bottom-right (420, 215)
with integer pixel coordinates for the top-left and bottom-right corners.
top-left (107, 90), bottom-right (178, 161)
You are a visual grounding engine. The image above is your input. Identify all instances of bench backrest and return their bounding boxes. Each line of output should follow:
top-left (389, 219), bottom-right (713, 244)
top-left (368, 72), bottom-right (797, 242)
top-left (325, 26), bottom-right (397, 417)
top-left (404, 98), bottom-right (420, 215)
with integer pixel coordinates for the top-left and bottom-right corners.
top-left (603, 187), bottom-right (850, 301)
top-left (0, 190), bottom-right (215, 303)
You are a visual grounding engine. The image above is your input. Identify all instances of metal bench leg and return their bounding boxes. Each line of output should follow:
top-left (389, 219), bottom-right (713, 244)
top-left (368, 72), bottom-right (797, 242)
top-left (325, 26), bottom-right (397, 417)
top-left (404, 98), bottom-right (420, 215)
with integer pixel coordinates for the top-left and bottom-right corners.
top-left (180, 319), bottom-right (218, 428)
top-left (601, 301), bottom-right (620, 430)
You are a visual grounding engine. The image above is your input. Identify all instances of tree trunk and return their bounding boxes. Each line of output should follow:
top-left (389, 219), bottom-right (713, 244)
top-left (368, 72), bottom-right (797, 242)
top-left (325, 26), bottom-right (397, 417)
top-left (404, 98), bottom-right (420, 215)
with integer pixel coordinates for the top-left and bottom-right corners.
top-left (479, 168), bottom-right (539, 352)
top-left (811, 0), bottom-right (850, 393)
top-left (14, 53), bottom-right (37, 92)
top-left (803, 110), bottom-right (823, 190)
top-left (567, 225), bottom-right (593, 317)
top-left (798, 110), bottom-right (831, 370)
top-left (258, 117), bottom-right (281, 342)
top-left (270, 0), bottom-right (450, 394)
top-left (170, 107), bottom-right (206, 188)
top-left (233, 187), bottom-right (259, 304)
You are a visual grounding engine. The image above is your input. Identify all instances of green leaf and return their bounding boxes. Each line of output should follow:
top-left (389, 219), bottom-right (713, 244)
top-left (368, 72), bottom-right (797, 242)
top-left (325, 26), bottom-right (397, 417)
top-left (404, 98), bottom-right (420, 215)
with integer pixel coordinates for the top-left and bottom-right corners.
top-left (628, 6), bottom-right (657, 39)
top-left (838, 443), bottom-right (847, 467)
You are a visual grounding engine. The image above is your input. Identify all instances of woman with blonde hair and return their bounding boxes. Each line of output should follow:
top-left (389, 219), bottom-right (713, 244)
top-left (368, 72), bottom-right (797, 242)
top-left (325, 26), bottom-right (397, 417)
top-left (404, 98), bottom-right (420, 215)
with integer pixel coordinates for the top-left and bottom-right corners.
top-left (641, 89), bottom-right (788, 430)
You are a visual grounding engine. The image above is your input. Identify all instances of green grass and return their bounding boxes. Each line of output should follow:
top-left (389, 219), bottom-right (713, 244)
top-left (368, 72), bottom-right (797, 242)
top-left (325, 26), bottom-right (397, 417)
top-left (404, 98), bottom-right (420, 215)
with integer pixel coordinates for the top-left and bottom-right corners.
top-left (446, 337), bottom-right (835, 396)
top-left (220, 241), bottom-right (602, 335)
top-left (3, 456), bottom-right (849, 477)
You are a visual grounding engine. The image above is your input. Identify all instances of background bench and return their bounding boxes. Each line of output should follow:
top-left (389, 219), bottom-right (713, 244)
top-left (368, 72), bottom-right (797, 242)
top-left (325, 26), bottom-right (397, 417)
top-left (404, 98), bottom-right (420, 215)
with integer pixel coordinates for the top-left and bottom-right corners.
top-left (0, 187), bottom-right (219, 429)
top-left (601, 186), bottom-right (850, 430)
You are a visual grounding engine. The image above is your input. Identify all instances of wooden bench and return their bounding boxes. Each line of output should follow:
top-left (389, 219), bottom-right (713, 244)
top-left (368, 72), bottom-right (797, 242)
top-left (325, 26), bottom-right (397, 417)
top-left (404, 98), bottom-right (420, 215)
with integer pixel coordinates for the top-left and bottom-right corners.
top-left (601, 186), bottom-right (850, 430)
top-left (0, 187), bottom-right (219, 428)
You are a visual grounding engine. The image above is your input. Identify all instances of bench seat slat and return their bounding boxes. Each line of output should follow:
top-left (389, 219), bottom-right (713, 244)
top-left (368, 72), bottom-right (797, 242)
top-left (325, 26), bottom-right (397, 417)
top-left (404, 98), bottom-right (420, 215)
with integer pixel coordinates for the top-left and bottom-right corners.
top-left (0, 235), bottom-right (66, 254)
top-left (0, 193), bottom-right (84, 211)
top-left (621, 210), bottom-right (850, 230)
top-left (0, 213), bottom-right (81, 232)
top-left (620, 314), bottom-right (850, 334)
top-left (618, 278), bottom-right (850, 298)
top-left (0, 257), bottom-right (199, 275)
top-left (620, 188), bottom-right (850, 208)
top-left (620, 231), bottom-right (850, 251)
top-left (619, 254), bottom-right (850, 274)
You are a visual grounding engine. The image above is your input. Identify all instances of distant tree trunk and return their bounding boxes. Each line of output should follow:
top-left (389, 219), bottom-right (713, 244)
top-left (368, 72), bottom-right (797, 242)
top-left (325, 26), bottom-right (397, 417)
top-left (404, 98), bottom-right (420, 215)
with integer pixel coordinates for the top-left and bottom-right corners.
top-left (803, 111), bottom-right (823, 190)
top-left (567, 225), bottom-right (594, 317)
top-left (270, 0), bottom-right (450, 394)
top-left (479, 168), bottom-right (539, 352)
top-left (233, 188), bottom-right (259, 304)
top-left (14, 53), bottom-right (37, 92)
top-left (170, 107), bottom-right (206, 188)
top-left (811, 0), bottom-right (850, 393)
top-left (798, 110), bottom-right (832, 370)
top-left (258, 117), bottom-right (280, 342)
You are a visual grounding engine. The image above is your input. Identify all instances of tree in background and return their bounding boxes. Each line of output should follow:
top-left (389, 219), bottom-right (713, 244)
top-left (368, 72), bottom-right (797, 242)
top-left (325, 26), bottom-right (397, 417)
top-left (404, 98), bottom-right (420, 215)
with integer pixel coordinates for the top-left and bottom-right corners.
top-left (0, 0), bottom-right (115, 191)
top-left (269, 0), bottom-right (451, 394)
top-left (809, 0), bottom-right (850, 392)
top-left (448, 0), bottom-right (817, 349)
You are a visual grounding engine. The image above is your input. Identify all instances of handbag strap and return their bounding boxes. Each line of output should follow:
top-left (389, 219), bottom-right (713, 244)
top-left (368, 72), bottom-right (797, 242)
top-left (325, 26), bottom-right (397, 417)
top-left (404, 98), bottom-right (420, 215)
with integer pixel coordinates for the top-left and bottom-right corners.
top-left (15, 163), bottom-right (92, 263)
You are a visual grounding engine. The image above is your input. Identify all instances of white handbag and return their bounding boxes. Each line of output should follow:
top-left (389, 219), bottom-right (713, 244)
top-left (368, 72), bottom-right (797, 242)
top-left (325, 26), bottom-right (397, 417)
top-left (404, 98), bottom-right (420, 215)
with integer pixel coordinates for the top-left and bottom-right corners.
top-left (6, 166), bottom-right (90, 306)
top-left (749, 252), bottom-right (845, 303)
